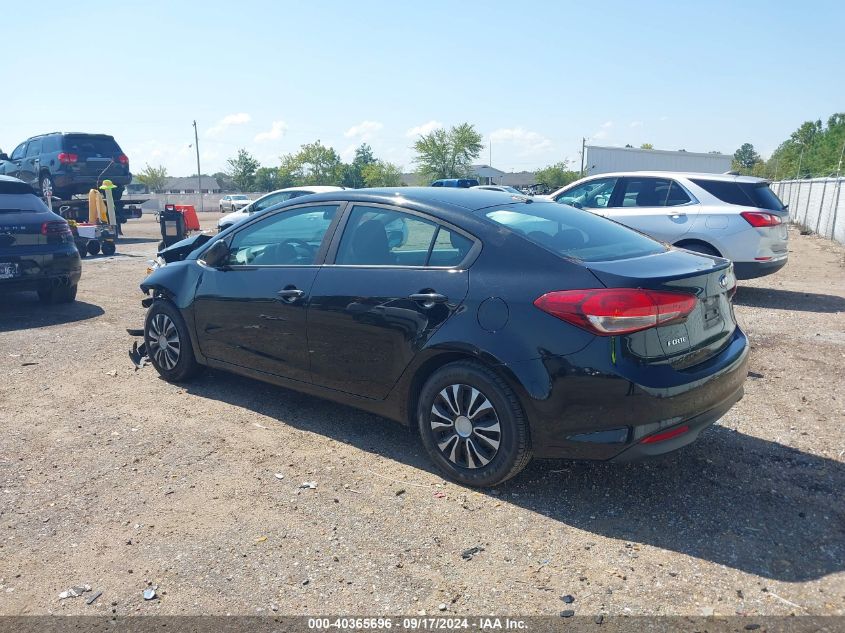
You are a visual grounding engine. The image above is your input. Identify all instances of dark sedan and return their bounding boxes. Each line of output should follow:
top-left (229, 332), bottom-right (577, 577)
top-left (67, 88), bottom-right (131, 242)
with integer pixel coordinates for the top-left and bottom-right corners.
top-left (0, 176), bottom-right (81, 303)
top-left (138, 187), bottom-right (748, 487)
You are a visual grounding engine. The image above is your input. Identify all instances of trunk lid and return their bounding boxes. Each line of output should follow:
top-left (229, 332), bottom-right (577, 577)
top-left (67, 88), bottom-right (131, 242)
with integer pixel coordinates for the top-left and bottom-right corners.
top-left (62, 134), bottom-right (128, 180)
top-left (584, 248), bottom-right (736, 367)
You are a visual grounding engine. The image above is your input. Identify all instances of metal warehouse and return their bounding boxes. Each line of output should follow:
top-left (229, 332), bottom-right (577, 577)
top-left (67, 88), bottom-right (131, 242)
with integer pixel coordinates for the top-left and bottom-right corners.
top-left (585, 145), bottom-right (732, 175)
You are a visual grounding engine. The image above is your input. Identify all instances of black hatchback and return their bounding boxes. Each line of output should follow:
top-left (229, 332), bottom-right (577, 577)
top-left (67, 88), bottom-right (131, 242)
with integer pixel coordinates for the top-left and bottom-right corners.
top-left (139, 188), bottom-right (748, 486)
top-left (0, 176), bottom-right (81, 303)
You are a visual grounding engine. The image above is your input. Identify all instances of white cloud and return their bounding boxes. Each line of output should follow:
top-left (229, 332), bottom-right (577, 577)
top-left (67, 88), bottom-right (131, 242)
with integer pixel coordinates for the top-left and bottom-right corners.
top-left (629, 121), bottom-right (643, 128)
top-left (405, 120), bottom-right (443, 137)
top-left (344, 120), bottom-right (383, 141)
top-left (592, 120), bottom-right (614, 140)
top-left (254, 120), bottom-right (289, 142)
top-left (206, 112), bottom-right (251, 137)
top-left (489, 127), bottom-right (552, 154)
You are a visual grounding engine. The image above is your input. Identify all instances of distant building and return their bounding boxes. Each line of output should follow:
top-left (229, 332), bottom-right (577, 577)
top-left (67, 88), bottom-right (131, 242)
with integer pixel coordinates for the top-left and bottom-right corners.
top-left (161, 176), bottom-right (221, 194)
top-left (470, 164), bottom-right (505, 184)
top-left (585, 145), bottom-right (732, 176)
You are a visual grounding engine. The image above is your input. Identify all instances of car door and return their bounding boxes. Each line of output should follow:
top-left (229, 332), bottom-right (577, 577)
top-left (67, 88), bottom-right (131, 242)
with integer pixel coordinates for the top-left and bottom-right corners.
top-left (192, 202), bottom-right (343, 382)
top-left (307, 204), bottom-right (475, 399)
top-left (605, 176), bottom-right (696, 242)
top-left (3, 143), bottom-right (26, 179)
top-left (19, 139), bottom-right (42, 189)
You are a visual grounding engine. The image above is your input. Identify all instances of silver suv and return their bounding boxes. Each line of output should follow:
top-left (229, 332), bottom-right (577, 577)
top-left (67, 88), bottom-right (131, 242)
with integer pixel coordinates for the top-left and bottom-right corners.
top-left (548, 172), bottom-right (788, 279)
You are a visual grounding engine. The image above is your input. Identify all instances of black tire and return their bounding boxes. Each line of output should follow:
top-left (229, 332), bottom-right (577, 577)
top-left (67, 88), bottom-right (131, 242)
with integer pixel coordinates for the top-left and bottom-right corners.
top-left (417, 361), bottom-right (532, 487)
top-left (158, 240), bottom-right (167, 251)
top-left (677, 241), bottom-right (720, 257)
top-left (75, 241), bottom-right (88, 258)
top-left (144, 300), bottom-right (203, 382)
top-left (38, 283), bottom-right (77, 304)
top-left (87, 240), bottom-right (101, 256)
top-left (101, 241), bottom-right (116, 256)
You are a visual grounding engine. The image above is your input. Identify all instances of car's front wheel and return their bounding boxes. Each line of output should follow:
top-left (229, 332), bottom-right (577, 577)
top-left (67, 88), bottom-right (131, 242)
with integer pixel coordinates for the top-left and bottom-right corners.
top-left (417, 361), bottom-right (532, 487)
top-left (144, 300), bottom-right (202, 382)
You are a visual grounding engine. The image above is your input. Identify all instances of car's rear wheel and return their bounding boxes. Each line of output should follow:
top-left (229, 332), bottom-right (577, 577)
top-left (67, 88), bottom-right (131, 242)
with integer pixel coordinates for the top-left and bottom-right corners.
top-left (417, 361), bottom-right (532, 487)
top-left (144, 300), bottom-right (203, 382)
top-left (38, 283), bottom-right (77, 304)
top-left (40, 174), bottom-right (54, 198)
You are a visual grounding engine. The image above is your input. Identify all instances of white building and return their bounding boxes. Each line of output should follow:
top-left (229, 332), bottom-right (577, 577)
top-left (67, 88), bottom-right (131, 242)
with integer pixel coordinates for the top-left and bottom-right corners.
top-left (585, 145), bottom-right (732, 176)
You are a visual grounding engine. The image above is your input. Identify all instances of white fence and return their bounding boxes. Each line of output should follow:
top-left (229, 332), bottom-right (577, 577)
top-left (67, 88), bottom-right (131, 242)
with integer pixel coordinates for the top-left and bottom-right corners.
top-left (771, 178), bottom-right (845, 245)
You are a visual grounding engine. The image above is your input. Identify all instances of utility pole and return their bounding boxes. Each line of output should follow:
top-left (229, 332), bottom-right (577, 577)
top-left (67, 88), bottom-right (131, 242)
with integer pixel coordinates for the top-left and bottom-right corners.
top-left (795, 141), bottom-right (805, 180)
top-left (193, 120), bottom-right (203, 212)
top-left (580, 137), bottom-right (586, 176)
top-left (836, 137), bottom-right (845, 178)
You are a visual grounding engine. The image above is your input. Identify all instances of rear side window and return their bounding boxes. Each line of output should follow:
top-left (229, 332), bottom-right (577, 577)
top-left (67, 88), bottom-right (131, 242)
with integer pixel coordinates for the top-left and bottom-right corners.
top-left (335, 205), bottom-right (473, 267)
top-left (25, 140), bottom-right (42, 157)
top-left (692, 179), bottom-right (784, 211)
top-left (62, 135), bottom-right (121, 156)
top-left (484, 202), bottom-right (665, 262)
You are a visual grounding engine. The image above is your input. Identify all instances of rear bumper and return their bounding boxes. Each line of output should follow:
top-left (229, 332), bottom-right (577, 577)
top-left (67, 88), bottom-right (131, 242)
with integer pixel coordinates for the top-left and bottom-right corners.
top-left (734, 256), bottom-right (787, 279)
top-left (53, 171), bottom-right (131, 191)
top-left (0, 247), bottom-right (82, 293)
top-left (507, 327), bottom-right (749, 460)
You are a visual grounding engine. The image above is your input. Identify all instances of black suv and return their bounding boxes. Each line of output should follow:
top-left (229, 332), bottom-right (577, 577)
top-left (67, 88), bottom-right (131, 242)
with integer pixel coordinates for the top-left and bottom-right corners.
top-left (0, 132), bottom-right (131, 201)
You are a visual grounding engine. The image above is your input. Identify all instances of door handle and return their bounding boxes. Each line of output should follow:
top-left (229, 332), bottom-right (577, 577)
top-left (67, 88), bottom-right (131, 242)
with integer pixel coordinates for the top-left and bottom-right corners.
top-left (409, 292), bottom-right (448, 306)
top-left (669, 211), bottom-right (686, 217)
top-left (276, 287), bottom-right (305, 303)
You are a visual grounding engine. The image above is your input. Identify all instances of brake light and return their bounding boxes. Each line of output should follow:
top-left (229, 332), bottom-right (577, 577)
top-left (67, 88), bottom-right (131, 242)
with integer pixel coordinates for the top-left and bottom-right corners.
top-left (41, 221), bottom-right (72, 238)
top-left (57, 152), bottom-right (78, 164)
top-left (534, 288), bottom-right (697, 335)
top-left (117, 154), bottom-right (129, 165)
top-left (640, 425), bottom-right (690, 444)
top-left (741, 211), bottom-right (782, 227)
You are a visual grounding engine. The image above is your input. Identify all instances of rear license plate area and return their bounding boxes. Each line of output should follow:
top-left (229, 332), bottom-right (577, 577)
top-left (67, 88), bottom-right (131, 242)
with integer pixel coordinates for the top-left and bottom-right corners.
top-left (0, 262), bottom-right (20, 279)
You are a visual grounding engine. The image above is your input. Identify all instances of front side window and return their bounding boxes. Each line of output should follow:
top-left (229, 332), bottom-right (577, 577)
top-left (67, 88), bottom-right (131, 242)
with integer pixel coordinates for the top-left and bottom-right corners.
top-left (10, 143), bottom-right (25, 161)
top-left (554, 177), bottom-right (618, 209)
top-left (614, 177), bottom-right (691, 208)
top-left (335, 206), bottom-right (473, 267)
top-left (227, 204), bottom-right (338, 266)
top-left (484, 201), bottom-right (665, 262)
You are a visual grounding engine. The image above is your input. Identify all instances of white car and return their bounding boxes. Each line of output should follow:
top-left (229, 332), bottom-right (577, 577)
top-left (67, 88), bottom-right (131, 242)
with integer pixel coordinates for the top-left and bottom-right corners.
top-left (470, 185), bottom-right (528, 195)
top-left (218, 194), bottom-right (251, 213)
top-left (547, 172), bottom-right (788, 279)
top-left (217, 186), bottom-right (345, 231)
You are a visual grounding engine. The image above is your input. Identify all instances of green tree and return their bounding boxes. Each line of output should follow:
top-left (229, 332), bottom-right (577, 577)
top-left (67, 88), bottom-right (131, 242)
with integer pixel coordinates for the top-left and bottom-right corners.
top-left (361, 160), bottom-right (404, 187)
top-left (732, 143), bottom-right (762, 172)
top-left (341, 143), bottom-right (377, 188)
top-left (534, 161), bottom-right (581, 189)
top-left (412, 123), bottom-right (484, 183)
top-left (226, 149), bottom-right (260, 191)
top-left (253, 166), bottom-right (279, 192)
top-left (135, 164), bottom-right (168, 192)
top-left (279, 140), bottom-right (343, 186)
top-left (763, 113), bottom-right (845, 179)
top-left (212, 171), bottom-right (235, 191)
top-left (640, 143), bottom-right (654, 150)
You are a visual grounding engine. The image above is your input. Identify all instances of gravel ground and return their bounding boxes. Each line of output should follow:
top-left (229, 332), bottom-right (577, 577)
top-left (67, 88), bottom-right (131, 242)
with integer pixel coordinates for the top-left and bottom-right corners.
top-left (1, 216), bottom-right (843, 617)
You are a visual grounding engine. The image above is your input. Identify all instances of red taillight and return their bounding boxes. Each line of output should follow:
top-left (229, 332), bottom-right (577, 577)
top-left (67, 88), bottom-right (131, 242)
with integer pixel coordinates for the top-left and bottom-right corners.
top-left (741, 211), bottom-right (782, 228)
top-left (533, 288), bottom-right (697, 335)
top-left (640, 425), bottom-right (690, 444)
top-left (41, 221), bottom-right (72, 238)
top-left (57, 152), bottom-right (78, 164)
top-left (117, 154), bottom-right (129, 165)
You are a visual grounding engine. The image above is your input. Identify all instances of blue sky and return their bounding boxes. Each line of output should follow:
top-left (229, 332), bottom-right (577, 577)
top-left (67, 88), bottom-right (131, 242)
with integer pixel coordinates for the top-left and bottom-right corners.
top-left (1, 0), bottom-right (843, 176)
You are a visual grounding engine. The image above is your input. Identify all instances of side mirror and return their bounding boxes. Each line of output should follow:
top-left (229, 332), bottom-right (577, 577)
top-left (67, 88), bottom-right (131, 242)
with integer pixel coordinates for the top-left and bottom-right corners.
top-left (0, 153), bottom-right (8, 161)
top-left (200, 240), bottom-right (230, 268)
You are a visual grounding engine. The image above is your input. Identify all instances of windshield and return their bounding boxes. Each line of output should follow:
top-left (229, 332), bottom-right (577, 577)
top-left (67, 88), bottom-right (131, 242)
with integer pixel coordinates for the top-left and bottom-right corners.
top-left (483, 202), bottom-right (665, 262)
top-left (232, 195), bottom-right (249, 200)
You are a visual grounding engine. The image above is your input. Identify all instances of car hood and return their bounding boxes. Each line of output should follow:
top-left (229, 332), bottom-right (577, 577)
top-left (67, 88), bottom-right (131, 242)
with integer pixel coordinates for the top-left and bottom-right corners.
top-left (218, 208), bottom-right (250, 226)
top-left (158, 232), bottom-right (213, 262)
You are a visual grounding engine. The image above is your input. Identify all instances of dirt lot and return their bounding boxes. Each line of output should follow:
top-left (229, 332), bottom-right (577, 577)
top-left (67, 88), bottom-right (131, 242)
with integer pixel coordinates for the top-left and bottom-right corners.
top-left (1, 216), bottom-right (843, 617)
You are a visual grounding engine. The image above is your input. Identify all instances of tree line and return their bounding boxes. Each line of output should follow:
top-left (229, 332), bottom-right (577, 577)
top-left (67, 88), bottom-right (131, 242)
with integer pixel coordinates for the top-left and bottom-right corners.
top-left (733, 112), bottom-right (845, 180)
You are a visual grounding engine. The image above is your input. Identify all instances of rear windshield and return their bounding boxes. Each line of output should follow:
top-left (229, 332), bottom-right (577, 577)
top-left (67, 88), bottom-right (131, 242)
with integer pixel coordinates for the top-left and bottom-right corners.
top-left (483, 202), bottom-right (665, 262)
top-left (62, 135), bottom-right (121, 155)
top-left (692, 179), bottom-right (785, 211)
top-left (0, 192), bottom-right (48, 213)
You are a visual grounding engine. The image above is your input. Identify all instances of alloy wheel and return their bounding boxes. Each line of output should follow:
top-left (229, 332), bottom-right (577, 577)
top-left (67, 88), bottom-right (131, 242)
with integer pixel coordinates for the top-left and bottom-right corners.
top-left (147, 313), bottom-right (181, 370)
top-left (430, 384), bottom-right (501, 469)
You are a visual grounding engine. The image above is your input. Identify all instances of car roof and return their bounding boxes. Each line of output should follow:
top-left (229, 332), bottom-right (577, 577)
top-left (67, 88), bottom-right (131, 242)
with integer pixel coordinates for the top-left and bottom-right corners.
top-left (578, 171), bottom-right (767, 184)
top-left (297, 186), bottom-right (530, 212)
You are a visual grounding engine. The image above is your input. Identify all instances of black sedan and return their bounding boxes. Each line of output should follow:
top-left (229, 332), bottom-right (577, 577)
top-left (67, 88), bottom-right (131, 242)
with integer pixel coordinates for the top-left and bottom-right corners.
top-left (0, 176), bottom-right (81, 303)
top-left (139, 188), bottom-right (748, 487)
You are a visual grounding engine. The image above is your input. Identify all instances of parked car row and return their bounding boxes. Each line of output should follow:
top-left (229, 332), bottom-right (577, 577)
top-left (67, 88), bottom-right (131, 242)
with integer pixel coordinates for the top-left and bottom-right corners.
top-left (140, 186), bottom-right (748, 487)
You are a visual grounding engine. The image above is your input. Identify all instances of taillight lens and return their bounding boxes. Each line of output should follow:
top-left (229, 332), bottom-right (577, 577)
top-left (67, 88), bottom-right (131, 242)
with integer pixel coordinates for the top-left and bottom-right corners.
top-left (534, 288), bottom-right (697, 335)
top-left (41, 221), bottom-right (72, 238)
top-left (741, 211), bottom-right (782, 227)
top-left (57, 152), bottom-right (78, 164)
top-left (117, 154), bottom-right (129, 165)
